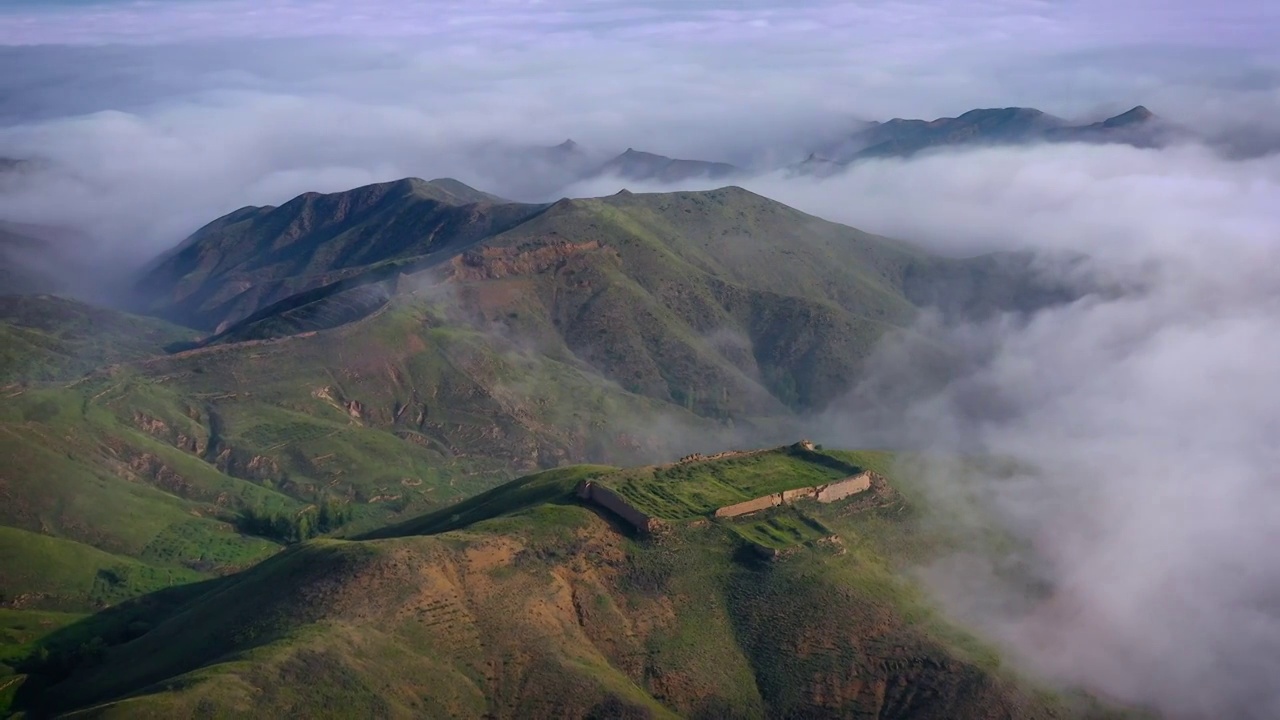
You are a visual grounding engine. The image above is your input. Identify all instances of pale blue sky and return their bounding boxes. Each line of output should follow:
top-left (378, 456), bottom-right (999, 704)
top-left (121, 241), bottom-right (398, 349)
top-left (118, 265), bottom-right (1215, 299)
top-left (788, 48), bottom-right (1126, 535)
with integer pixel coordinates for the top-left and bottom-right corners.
top-left (1, 0), bottom-right (1275, 49)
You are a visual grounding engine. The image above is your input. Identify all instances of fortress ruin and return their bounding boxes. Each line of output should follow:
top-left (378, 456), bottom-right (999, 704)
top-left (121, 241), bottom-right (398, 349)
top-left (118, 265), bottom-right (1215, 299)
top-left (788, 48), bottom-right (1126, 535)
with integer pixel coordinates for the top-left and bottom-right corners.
top-left (711, 472), bottom-right (874, 518)
top-left (575, 480), bottom-right (662, 533)
top-left (574, 441), bottom-right (878, 535)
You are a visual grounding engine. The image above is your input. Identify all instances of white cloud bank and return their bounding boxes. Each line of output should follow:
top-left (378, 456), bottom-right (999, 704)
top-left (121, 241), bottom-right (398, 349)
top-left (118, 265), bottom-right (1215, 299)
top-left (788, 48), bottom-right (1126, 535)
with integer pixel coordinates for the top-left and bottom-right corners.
top-left (796, 144), bottom-right (1280, 719)
top-left (3, 2), bottom-right (1280, 717)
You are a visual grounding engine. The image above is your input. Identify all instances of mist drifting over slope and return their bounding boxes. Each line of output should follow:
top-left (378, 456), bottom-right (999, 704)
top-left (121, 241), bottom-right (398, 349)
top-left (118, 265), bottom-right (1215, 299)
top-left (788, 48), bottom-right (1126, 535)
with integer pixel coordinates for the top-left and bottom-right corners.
top-left (803, 145), bottom-right (1280, 719)
top-left (4, 1), bottom-right (1280, 717)
top-left (573, 141), bottom-right (1280, 717)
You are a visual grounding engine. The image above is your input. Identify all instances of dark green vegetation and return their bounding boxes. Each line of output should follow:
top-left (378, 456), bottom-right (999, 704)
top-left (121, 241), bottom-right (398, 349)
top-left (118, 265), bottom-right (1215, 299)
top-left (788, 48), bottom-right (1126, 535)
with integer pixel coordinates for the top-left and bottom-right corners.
top-left (801, 105), bottom-right (1166, 170)
top-left (5, 452), bottom-right (1129, 719)
top-left (0, 179), bottom-right (1099, 717)
top-left (235, 496), bottom-right (354, 544)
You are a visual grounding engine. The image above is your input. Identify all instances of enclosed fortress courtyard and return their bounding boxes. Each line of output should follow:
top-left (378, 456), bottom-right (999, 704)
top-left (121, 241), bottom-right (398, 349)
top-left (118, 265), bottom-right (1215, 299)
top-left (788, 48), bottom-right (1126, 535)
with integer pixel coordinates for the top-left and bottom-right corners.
top-left (574, 441), bottom-right (882, 548)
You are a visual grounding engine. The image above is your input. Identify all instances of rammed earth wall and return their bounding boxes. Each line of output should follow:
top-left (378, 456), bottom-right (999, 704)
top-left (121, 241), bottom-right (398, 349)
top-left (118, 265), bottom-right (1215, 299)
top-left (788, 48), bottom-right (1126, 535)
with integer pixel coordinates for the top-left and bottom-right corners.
top-left (576, 481), bottom-right (656, 533)
top-left (713, 494), bottom-right (782, 518)
top-left (713, 472), bottom-right (875, 519)
top-left (815, 473), bottom-right (873, 502)
top-left (578, 471), bottom-right (877, 529)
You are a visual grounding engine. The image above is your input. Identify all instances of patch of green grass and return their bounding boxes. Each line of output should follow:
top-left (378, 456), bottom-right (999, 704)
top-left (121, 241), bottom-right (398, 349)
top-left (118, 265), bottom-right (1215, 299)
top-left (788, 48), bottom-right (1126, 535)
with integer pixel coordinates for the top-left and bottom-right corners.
top-left (0, 609), bottom-right (84, 668)
top-left (601, 448), bottom-right (855, 520)
top-left (0, 608), bottom-right (83, 713)
top-left (364, 464), bottom-right (614, 539)
top-left (723, 505), bottom-right (832, 550)
top-left (0, 527), bottom-right (204, 612)
top-left (0, 295), bottom-right (197, 383)
top-left (138, 521), bottom-right (277, 572)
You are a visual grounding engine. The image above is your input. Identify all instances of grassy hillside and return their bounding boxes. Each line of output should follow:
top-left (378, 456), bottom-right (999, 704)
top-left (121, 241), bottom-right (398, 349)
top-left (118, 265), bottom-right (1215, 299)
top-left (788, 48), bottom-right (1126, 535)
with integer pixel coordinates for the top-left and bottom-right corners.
top-left (136, 182), bottom-right (1074, 415)
top-left (0, 182), bottom-right (1078, 667)
top-left (7, 449), bottom-right (1127, 719)
top-left (0, 295), bottom-right (197, 383)
top-left (439, 187), bottom-right (924, 413)
top-left (0, 181), bottom-right (1099, 716)
top-left (0, 287), bottom-right (760, 617)
top-left (135, 178), bottom-right (549, 332)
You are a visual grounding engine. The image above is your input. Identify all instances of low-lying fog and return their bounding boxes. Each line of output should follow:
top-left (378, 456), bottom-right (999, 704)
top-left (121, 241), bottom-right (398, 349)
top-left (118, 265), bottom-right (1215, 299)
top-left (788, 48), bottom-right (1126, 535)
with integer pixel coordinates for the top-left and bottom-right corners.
top-left (4, 1), bottom-right (1279, 716)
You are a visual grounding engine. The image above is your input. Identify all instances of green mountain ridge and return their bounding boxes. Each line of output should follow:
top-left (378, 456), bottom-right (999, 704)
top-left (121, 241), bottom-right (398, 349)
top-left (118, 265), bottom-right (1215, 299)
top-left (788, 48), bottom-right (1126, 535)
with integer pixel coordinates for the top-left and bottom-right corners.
top-left (7, 451), bottom-right (1130, 719)
top-left (0, 183), bottom-right (1080, 631)
top-left (0, 295), bottom-right (197, 383)
top-left (0, 180), bottom-right (1105, 717)
top-left (801, 105), bottom-right (1171, 170)
top-left (137, 180), bottom-right (1073, 414)
top-left (134, 178), bottom-right (548, 333)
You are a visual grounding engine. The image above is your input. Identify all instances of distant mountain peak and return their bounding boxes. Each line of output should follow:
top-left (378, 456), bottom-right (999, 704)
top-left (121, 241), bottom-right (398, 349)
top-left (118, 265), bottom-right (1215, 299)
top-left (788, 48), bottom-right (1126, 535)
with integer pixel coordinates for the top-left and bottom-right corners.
top-left (408, 177), bottom-right (510, 204)
top-left (957, 106), bottom-right (1047, 120)
top-left (1103, 105), bottom-right (1156, 127)
top-left (804, 102), bottom-right (1165, 168)
top-left (547, 139), bottom-right (585, 158)
top-left (596, 148), bottom-right (740, 184)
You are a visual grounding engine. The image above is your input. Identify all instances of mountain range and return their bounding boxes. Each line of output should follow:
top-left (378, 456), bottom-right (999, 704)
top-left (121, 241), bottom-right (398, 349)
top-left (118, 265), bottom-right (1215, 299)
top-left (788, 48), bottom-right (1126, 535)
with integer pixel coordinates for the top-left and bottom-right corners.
top-left (544, 105), bottom-right (1169, 186)
top-left (0, 160), bottom-right (1116, 714)
top-left (797, 105), bottom-right (1168, 172)
top-left (464, 104), bottom-right (1173, 193)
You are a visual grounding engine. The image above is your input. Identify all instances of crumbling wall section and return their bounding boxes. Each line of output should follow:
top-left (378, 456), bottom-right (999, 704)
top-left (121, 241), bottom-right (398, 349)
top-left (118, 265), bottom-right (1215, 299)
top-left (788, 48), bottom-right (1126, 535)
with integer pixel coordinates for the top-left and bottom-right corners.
top-left (577, 481), bottom-right (656, 533)
top-left (781, 487), bottom-right (818, 503)
top-left (715, 471), bottom-right (876, 518)
top-left (714, 493), bottom-right (782, 518)
top-left (816, 472), bottom-right (873, 503)
top-left (578, 470), bottom-right (879, 530)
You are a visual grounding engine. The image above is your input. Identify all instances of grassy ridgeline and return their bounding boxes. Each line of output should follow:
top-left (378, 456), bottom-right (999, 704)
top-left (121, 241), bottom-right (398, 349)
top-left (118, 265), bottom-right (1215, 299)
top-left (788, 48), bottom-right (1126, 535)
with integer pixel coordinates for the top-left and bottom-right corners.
top-left (8, 452), bottom-right (1128, 719)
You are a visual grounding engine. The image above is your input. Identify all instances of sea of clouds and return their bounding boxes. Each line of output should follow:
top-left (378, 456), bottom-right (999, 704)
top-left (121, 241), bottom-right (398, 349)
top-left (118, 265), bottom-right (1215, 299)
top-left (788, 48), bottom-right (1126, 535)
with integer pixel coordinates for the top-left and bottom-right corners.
top-left (4, 1), bottom-right (1280, 716)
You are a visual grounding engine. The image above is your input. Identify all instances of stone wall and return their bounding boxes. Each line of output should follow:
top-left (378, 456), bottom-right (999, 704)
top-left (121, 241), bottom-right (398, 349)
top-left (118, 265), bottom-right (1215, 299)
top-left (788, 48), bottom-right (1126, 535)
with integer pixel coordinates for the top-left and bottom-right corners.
top-left (713, 493), bottom-right (783, 518)
top-left (781, 487), bottom-right (816, 503)
top-left (714, 472), bottom-right (875, 519)
top-left (577, 481), bottom-right (656, 533)
top-left (816, 472), bottom-right (873, 503)
top-left (578, 471), bottom-right (878, 529)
